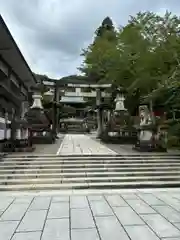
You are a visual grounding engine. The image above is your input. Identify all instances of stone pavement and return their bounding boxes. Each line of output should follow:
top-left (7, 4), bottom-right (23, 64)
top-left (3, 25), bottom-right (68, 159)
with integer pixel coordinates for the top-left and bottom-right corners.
top-left (100, 141), bottom-right (180, 156)
top-left (57, 134), bottom-right (116, 155)
top-left (0, 189), bottom-right (180, 240)
top-left (7, 135), bottom-right (65, 157)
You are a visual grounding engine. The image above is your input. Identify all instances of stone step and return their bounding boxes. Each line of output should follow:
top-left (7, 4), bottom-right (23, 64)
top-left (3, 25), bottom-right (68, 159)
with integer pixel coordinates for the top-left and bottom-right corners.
top-left (1, 175), bottom-right (180, 185)
top-left (0, 166), bottom-right (180, 174)
top-left (5, 153), bottom-right (180, 157)
top-left (0, 170), bottom-right (180, 180)
top-left (2, 159), bottom-right (180, 165)
top-left (1, 162), bottom-right (180, 170)
top-left (0, 182), bottom-right (89, 191)
top-left (3, 155), bottom-right (180, 160)
top-left (1, 153), bottom-right (180, 191)
top-left (0, 180), bottom-right (180, 191)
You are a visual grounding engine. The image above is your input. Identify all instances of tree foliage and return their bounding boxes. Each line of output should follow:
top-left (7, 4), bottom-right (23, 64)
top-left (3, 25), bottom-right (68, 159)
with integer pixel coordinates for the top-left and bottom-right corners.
top-left (79, 16), bottom-right (118, 82)
top-left (79, 11), bottom-right (180, 112)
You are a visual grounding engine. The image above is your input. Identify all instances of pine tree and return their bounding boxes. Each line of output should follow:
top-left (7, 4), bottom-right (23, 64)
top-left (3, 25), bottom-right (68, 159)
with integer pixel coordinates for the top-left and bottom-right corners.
top-left (95, 17), bottom-right (116, 40)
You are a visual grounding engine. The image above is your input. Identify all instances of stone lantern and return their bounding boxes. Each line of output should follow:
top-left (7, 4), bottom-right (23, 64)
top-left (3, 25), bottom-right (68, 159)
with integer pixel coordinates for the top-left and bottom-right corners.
top-left (25, 83), bottom-right (55, 144)
top-left (114, 87), bottom-right (127, 113)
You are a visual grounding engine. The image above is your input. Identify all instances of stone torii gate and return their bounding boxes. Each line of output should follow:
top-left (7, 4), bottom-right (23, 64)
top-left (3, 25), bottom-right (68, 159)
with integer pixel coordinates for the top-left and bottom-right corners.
top-left (66, 83), bottom-right (112, 138)
top-left (34, 80), bottom-right (127, 140)
top-left (42, 80), bottom-right (112, 137)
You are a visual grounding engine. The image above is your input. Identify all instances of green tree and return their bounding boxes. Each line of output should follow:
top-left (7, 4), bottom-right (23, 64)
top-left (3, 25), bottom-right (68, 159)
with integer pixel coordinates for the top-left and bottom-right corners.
top-left (79, 17), bottom-right (117, 82)
top-left (79, 11), bottom-right (180, 114)
top-left (126, 11), bottom-right (180, 95)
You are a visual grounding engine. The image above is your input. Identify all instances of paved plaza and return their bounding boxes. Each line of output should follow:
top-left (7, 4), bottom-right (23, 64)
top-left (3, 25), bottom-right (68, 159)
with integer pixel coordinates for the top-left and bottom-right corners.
top-left (0, 189), bottom-right (180, 239)
top-left (56, 134), bottom-right (116, 155)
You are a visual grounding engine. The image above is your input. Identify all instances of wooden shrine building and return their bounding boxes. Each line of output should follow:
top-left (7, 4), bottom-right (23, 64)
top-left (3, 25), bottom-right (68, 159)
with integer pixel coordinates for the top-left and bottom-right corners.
top-left (0, 15), bottom-right (36, 149)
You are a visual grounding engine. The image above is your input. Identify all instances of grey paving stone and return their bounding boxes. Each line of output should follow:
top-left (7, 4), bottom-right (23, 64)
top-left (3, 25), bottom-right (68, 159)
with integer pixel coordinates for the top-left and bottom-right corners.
top-left (17, 210), bottom-right (47, 232)
top-left (137, 193), bottom-right (165, 205)
top-left (153, 205), bottom-right (180, 223)
top-left (141, 214), bottom-right (180, 238)
top-left (88, 195), bottom-right (104, 201)
top-left (0, 221), bottom-right (19, 240)
top-left (71, 208), bottom-right (95, 229)
top-left (162, 238), bottom-right (180, 240)
top-left (29, 197), bottom-right (51, 210)
top-left (47, 202), bottom-right (69, 219)
top-left (52, 196), bottom-right (69, 202)
top-left (155, 194), bottom-right (180, 211)
top-left (0, 203), bottom-right (29, 221)
top-left (90, 200), bottom-right (113, 216)
top-left (70, 196), bottom-right (88, 208)
top-left (174, 223), bottom-right (180, 230)
top-left (172, 193), bottom-right (180, 201)
top-left (166, 199), bottom-right (180, 212)
top-left (126, 199), bottom-right (156, 214)
top-left (105, 195), bottom-right (128, 207)
top-left (11, 231), bottom-right (41, 240)
top-left (71, 228), bottom-right (99, 240)
top-left (171, 193), bottom-right (180, 201)
top-left (95, 216), bottom-right (129, 240)
top-left (121, 193), bottom-right (139, 200)
top-left (113, 206), bottom-right (145, 226)
top-left (125, 225), bottom-right (159, 240)
top-left (0, 197), bottom-right (14, 212)
top-left (42, 218), bottom-right (69, 240)
top-left (13, 197), bottom-right (33, 204)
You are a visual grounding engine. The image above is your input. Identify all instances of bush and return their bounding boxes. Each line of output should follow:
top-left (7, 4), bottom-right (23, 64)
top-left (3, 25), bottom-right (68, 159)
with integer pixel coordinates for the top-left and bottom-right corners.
top-left (167, 136), bottom-right (180, 148)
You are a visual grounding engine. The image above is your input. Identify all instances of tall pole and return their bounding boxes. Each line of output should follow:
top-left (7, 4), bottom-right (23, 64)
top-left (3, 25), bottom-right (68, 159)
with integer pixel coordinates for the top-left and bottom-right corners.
top-left (4, 111), bottom-right (8, 140)
top-left (56, 89), bottom-right (60, 133)
top-left (52, 82), bottom-right (57, 137)
top-left (96, 88), bottom-right (102, 138)
top-left (149, 99), bottom-right (155, 124)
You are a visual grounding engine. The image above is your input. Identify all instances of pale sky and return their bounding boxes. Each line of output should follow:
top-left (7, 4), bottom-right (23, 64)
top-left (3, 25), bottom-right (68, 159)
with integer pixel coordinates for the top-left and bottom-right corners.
top-left (0, 0), bottom-right (179, 79)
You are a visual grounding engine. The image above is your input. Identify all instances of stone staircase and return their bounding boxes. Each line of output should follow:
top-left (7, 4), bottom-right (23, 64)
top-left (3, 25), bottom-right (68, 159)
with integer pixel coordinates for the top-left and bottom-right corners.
top-left (0, 154), bottom-right (180, 191)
